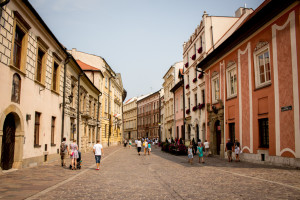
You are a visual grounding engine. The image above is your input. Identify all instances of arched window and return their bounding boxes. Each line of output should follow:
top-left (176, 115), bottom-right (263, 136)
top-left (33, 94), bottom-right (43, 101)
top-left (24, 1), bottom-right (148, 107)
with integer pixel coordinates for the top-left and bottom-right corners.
top-left (11, 73), bottom-right (21, 103)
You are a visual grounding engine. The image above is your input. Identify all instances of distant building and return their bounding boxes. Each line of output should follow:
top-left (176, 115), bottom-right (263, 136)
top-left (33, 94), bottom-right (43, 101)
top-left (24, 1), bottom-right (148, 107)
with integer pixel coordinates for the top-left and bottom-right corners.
top-left (162, 62), bottom-right (183, 141)
top-left (137, 91), bottom-right (160, 139)
top-left (123, 97), bottom-right (137, 140)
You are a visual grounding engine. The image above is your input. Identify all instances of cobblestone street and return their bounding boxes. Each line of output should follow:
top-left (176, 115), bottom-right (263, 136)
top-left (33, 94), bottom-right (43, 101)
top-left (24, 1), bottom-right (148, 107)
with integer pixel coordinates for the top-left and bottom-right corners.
top-left (0, 145), bottom-right (300, 200)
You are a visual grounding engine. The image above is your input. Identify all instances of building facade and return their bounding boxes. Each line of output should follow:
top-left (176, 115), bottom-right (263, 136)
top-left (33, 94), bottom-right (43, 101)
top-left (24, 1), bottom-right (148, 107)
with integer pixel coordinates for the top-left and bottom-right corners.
top-left (183, 7), bottom-right (253, 145)
top-left (68, 49), bottom-right (125, 147)
top-left (199, 0), bottom-right (300, 167)
top-left (137, 91), bottom-right (160, 139)
top-left (162, 62), bottom-right (183, 141)
top-left (123, 97), bottom-right (137, 140)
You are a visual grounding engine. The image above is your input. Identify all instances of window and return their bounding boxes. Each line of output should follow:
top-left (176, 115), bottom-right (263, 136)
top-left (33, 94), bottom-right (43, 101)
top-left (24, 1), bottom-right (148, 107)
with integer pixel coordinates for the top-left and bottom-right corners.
top-left (13, 26), bottom-right (24, 69)
top-left (34, 112), bottom-right (41, 147)
top-left (51, 117), bottom-right (56, 145)
top-left (180, 95), bottom-right (183, 110)
top-left (194, 93), bottom-right (197, 105)
top-left (226, 65), bottom-right (237, 98)
top-left (259, 118), bottom-right (269, 148)
top-left (89, 100), bottom-right (92, 116)
top-left (212, 75), bottom-right (219, 104)
top-left (188, 97), bottom-right (190, 109)
top-left (52, 62), bottom-right (59, 91)
top-left (202, 90), bottom-right (205, 104)
top-left (11, 73), bottom-right (21, 103)
top-left (35, 37), bottom-right (48, 85)
top-left (194, 43), bottom-right (196, 55)
top-left (176, 98), bottom-right (178, 112)
top-left (105, 77), bottom-right (108, 88)
top-left (105, 98), bottom-right (108, 113)
top-left (254, 45), bottom-right (271, 88)
top-left (10, 11), bottom-right (30, 72)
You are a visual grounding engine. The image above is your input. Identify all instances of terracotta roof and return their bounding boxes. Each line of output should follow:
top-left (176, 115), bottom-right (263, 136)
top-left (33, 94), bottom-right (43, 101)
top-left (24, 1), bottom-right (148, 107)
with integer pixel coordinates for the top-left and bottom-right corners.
top-left (76, 60), bottom-right (99, 71)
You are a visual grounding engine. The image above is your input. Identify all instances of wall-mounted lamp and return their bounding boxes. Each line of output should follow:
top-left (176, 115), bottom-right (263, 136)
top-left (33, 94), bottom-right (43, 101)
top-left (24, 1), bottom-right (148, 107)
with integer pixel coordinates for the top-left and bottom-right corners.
top-left (26, 114), bottom-right (31, 121)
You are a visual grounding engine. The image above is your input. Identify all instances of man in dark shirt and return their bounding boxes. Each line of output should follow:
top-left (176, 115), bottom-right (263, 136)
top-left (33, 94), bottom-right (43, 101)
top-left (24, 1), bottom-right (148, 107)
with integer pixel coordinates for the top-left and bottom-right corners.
top-left (225, 138), bottom-right (234, 162)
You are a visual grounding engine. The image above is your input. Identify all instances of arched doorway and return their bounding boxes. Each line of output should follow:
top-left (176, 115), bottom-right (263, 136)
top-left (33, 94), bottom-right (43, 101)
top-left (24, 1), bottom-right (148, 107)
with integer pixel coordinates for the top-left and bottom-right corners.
top-left (215, 120), bottom-right (221, 155)
top-left (1, 113), bottom-right (15, 170)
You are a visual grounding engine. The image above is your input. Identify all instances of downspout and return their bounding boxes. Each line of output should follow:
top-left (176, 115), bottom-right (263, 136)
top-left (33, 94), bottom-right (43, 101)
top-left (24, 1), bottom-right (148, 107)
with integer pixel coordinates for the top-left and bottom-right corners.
top-left (108, 76), bottom-right (111, 147)
top-left (158, 92), bottom-right (161, 142)
top-left (96, 92), bottom-right (102, 141)
top-left (61, 54), bottom-right (71, 142)
top-left (210, 17), bottom-right (215, 50)
top-left (77, 73), bottom-right (83, 147)
top-left (183, 66), bottom-right (186, 143)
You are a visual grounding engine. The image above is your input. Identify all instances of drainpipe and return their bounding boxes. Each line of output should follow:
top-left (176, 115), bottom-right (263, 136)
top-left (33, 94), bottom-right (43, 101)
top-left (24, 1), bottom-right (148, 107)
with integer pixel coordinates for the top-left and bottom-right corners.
top-left (108, 76), bottom-right (112, 147)
top-left (210, 17), bottom-right (215, 50)
top-left (96, 92), bottom-right (102, 141)
top-left (61, 54), bottom-right (71, 142)
top-left (183, 66), bottom-right (186, 143)
top-left (77, 73), bottom-right (83, 147)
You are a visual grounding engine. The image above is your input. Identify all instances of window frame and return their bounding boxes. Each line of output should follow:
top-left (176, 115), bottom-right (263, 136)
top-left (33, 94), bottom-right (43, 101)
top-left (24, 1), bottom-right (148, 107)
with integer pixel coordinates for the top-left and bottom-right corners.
top-left (226, 64), bottom-right (237, 99)
top-left (51, 53), bottom-right (62, 93)
top-left (51, 116), bottom-right (56, 146)
top-left (11, 73), bottom-right (21, 104)
top-left (10, 11), bottom-right (30, 74)
top-left (254, 45), bottom-right (271, 89)
top-left (259, 118), bottom-right (269, 148)
top-left (211, 75), bottom-right (220, 104)
top-left (34, 112), bottom-right (41, 147)
top-left (35, 37), bottom-right (49, 86)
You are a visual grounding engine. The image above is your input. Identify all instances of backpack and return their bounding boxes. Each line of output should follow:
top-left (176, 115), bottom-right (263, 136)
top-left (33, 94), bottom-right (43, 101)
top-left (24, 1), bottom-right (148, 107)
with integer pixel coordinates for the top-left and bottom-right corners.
top-left (60, 143), bottom-right (66, 154)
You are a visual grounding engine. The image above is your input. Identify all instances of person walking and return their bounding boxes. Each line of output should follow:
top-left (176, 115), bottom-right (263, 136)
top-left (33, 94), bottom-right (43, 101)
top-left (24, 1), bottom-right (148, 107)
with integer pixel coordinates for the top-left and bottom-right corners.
top-left (70, 139), bottom-right (79, 170)
top-left (235, 140), bottom-right (241, 162)
top-left (204, 140), bottom-right (209, 156)
top-left (225, 138), bottom-right (234, 162)
top-left (148, 142), bottom-right (151, 155)
top-left (197, 143), bottom-right (205, 163)
top-left (188, 143), bottom-right (193, 165)
top-left (137, 138), bottom-right (142, 155)
top-left (93, 140), bottom-right (103, 170)
top-left (60, 137), bottom-right (69, 167)
top-left (144, 140), bottom-right (148, 155)
top-left (129, 139), bottom-right (132, 148)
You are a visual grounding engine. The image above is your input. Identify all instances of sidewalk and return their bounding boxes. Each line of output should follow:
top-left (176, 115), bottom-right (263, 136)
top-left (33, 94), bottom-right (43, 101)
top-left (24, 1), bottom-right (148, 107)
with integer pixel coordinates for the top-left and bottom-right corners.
top-left (0, 145), bottom-right (121, 200)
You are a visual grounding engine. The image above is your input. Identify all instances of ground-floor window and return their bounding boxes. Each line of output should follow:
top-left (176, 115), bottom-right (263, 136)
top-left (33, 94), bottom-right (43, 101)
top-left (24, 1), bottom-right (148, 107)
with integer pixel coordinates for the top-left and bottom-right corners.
top-left (229, 123), bottom-right (235, 143)
top-left (259, 118), bottom-right (269, 148)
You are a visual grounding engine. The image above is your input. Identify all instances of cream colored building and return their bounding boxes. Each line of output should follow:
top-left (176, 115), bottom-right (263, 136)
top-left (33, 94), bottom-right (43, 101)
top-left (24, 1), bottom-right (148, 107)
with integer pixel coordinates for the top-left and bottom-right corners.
top-left (68, 49), bottom-right (125, 147)
top-left (123, 97), bottom-right (137, 140)
top-left (162, 62), bottom-right (183, 141)
top-left (64, 59), bottom-right (102, 153)
top-left (183, 8), bottom-right (253, 144)
top-left (0, 0), bottom-right (68, 169)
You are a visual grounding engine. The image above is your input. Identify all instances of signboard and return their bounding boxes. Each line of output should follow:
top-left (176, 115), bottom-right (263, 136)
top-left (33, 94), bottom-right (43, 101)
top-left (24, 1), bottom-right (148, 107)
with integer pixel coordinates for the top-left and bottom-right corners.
top-left (281, 106), bottom-right (292, 112)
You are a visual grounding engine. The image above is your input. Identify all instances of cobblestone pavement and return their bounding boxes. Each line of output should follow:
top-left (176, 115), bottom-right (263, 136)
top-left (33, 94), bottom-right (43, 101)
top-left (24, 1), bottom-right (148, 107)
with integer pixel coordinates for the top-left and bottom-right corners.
top-left (0, 145), bottom-right (300, 200)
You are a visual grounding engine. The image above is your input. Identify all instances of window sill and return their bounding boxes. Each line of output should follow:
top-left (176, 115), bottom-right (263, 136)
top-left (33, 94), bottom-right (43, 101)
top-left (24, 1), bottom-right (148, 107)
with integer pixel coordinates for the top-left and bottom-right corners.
top-left (226, 95), bottom-right (237, 101)
top-left (34, 80), bottom-right (46, 88)
top-left (34, 144), bottom-right (41, 148)
top-left (9, 64), bottom-right (26, 76)
top-left (51, 89), bottom-right (60, 96)
top-left (254, 82), bottom-right (271, 91)
top-left (258, 147), bottom-right (269, 150)
top-left (51, 143), bottom-right (56, 147)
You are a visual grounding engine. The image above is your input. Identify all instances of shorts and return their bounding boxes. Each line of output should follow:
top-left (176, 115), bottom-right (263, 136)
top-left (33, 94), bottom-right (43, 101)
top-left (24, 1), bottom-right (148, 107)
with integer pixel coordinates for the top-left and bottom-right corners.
top-left (148, 148), bottom-right (151, 152)
top-left (227, 150), bottom-right (232, 157)
top-left (95, 155), bottom-right (101, 163)
top-left (188, 154), bottom-right (193, 159)
top-left (137, 147), bottom-right (141, 152)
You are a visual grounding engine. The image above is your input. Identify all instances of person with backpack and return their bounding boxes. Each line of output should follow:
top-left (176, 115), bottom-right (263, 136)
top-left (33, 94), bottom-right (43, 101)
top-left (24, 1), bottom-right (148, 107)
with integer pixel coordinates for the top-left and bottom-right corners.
top-left (60, 137), bottom-right (69, 167)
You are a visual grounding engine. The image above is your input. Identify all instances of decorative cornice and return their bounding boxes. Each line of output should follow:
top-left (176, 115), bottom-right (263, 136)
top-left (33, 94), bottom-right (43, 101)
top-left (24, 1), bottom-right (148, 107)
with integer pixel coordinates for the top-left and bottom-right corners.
top-left (254, 41), bottom-right (269, 52)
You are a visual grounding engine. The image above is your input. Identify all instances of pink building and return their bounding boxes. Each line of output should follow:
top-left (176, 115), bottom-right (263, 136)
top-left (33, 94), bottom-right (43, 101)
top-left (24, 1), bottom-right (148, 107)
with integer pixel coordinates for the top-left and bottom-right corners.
top-left (198, 0), bottom-right (300, 167)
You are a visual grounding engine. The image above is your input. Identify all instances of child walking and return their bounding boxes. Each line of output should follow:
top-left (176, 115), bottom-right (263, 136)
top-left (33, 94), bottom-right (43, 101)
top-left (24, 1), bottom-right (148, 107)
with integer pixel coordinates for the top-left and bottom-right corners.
top-left (197, 143), bottom-right (205, 163)
top-left (148, 142), bottom-right (151, 155)
top-left (188, 144), bottom-right (193, 165)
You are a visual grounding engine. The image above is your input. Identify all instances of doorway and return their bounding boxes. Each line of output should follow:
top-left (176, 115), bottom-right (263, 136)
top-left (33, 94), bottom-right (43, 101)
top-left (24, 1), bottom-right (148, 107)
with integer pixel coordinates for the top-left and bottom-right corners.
top-left (229, 123), bottom-right (235, 143)
top-left (196, 124), bottom-right (199, 142)
top-left (1, 113), bottom-right (15, 170)
top-left (215, 120), bottom-right (221, 155)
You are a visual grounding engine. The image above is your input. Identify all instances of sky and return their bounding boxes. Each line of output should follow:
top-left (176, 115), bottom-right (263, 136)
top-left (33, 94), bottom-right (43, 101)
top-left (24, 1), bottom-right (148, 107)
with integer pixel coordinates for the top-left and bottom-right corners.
top-left (29, 0), bottom-right (264, 101)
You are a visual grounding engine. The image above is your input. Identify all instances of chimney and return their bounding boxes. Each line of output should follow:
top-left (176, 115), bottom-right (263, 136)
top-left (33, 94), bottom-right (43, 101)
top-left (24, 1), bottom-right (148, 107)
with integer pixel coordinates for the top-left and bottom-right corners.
top-left (235, 7), bottom-right (244, 18)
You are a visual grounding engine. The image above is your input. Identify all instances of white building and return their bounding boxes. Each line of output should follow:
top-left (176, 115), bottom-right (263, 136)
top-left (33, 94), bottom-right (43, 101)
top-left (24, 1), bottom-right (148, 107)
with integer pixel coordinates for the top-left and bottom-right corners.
top-left (183, 8), bottom-right (253, 144)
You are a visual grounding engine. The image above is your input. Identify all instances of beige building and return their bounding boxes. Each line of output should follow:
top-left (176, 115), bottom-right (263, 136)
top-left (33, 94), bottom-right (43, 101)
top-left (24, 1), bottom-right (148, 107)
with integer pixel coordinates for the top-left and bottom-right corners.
top-left (69, 49), bottom-right (125, 147)
top-left (123, 97), bottom-right (137, 140)
top-left (162, 62), bottom-right (183, 141)
top-left (0, 0), bottom-right (67, 169)
top-left (64, 59), bottom-right (102, 153)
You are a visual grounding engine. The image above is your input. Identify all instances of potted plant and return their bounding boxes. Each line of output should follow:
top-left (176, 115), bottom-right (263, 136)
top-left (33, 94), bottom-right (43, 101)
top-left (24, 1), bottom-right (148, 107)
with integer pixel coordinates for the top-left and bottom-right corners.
top-left (193, 77), bottom-right (197, 83)
top-left (186, 109), bottom-right (190, 114)
top-left (191, 54), bottom-right (196, 60)
top-left (185, 84), bottom-right (189, 89)
top-left (198, 72), bottom-right (203, 79)
top-left (198, 47), bottom-right (203, 54)
top-left (185, 62), bottom-right (189, 68)
top-left (192, 105), bottom-right (198, 112)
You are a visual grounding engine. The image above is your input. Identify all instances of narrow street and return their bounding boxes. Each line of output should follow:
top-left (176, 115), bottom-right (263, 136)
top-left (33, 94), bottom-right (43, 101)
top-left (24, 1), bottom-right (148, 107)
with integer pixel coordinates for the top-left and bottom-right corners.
top-left (0, 146), bottom-right (300, 199)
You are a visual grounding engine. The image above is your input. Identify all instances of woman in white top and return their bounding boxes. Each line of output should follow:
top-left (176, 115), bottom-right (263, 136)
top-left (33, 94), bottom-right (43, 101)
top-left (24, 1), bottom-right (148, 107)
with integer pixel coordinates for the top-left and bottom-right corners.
top-left (204, 140), bottom-right (209, 156)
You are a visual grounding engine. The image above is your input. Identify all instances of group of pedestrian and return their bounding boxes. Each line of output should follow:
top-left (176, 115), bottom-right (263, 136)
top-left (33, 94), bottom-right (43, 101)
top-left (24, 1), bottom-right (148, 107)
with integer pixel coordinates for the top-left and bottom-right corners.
top-left (225, 138), bottom-right (241, 162)
top-left (135, 138), bottom-right (158, 156)
top-left (123, 139), bottom-right (132, 148)
top-left (60, 137), bottom-right (80, 170)
top-left (60, 137), bottom-right (103, 171)
top-left (188, 139), bottom-right (209, 164)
